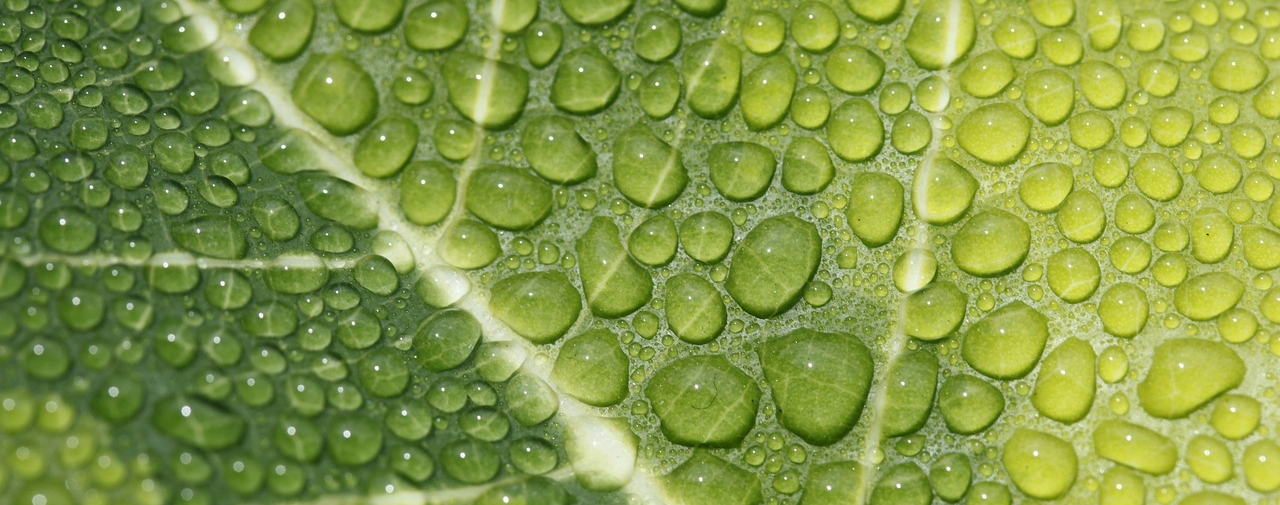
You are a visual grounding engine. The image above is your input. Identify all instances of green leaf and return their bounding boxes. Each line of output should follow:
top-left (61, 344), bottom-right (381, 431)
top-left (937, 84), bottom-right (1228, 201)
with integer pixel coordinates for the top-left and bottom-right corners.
top-left (5, 0), bottom-right (1280, 503)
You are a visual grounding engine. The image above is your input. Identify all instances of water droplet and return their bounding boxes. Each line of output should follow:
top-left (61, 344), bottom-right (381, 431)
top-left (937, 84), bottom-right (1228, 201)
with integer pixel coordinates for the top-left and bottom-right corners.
top-left (724, 215), bottom-right (821, 318)
top-left (249, 0), bottom-right (315, 60)
top-left (292, 53), bottom-right (378, 135)
top-left (490, 271), bottom-right (581, 344)
top-left (680, 38), bottom-right (741, 119)
top-left (647, 355), bottom-right (761, 446)
top-left (1002, 429), bottom-right (1077, 500)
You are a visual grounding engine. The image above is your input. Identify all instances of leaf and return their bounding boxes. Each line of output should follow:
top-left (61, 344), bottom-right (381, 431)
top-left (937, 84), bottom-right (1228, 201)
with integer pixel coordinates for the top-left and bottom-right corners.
top-left (3, 0), bottom-right (1279, 503)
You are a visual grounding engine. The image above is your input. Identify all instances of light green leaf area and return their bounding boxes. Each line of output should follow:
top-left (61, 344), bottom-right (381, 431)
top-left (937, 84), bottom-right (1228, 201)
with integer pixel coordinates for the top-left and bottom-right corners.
top-left (5, 0), bottom-right (1280, 504)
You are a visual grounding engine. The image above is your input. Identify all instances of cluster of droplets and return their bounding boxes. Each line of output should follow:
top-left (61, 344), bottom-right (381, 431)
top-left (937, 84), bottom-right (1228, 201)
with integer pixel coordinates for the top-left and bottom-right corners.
top-left (354, 0), bottom-right (1280, 503)
top-left (9, 0), bottom-right (1280, 503)
top-left (0, 1), bottom-right (584, 504)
